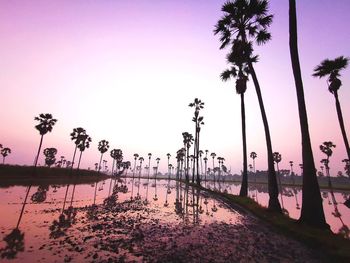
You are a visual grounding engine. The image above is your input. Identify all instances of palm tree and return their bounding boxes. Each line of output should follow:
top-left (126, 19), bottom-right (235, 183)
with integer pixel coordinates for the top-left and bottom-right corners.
top-left (138, 156), bottom-right (144, 179)
top-left (250, 152), bottom-right (257, 173)
top-left (313, 56), bottom-right (349, 161)
top-left (273, 152), bottom-right (284, 209)
top-left (110, 149), bottom-right (118, 176)
top-left (289, 0), bottom-right (327, 228)
top-left (69, 127), bottom-right (87, 173)
top-left (320, 141), bottom-right (336, 189)
top-left (155, 157), bottom-right (160, 179)
top-left (198, 150), bottom-right (204, 179)
top-left (147, 153), bottom-right (152, 180)
top-left (132, 153), bottom-right (139, 179)
top-left (166, 153), bottom-right (171, 179)
top-left (182, 132), bottom-right (194, 182)
top-left (33, 113), bottom-right (57, 168)
top-left (214, 0), bottom-right (281, 212)
top-left (97, 140), bottom-right (109, 174)
top-left (43, 148), bottom-right (57, 167)
top-left (189, 98), bottom-right (205, 185)
top-left (342, 159), bottom-right (350, 178)
top-left (1, 147), bottom-right (11, 164)
top-left (210, 152), bottom-right (216, 182)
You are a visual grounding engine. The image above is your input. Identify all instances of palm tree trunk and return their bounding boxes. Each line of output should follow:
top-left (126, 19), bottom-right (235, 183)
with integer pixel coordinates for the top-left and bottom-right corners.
top-left (69, 146), bottom-right (78, 176)
top-left (248, 62), bottom-right (281, 212)
top-left (98, 153), bottom-right (103, 174)
top-left (186, 147), bottom-right (190, 182)
top-left (289, 0), bottom-right (328, 228)
top-left (34, 135), bottom-right (44, 167)
top-left (334, 91), bottom-right (350, 160)
top-left (239, 93), bottom-right (248, 197)
top-left (16, 185), bottom-right (32, 229)
top-left (192, 130), bottom-right (197, 184)
top-left (196, 129), bottom-right (201, 185)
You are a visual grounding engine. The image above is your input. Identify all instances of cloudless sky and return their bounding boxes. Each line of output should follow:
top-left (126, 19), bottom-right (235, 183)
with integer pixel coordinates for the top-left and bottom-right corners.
top-left (0, 0), bottom-right (349, 175)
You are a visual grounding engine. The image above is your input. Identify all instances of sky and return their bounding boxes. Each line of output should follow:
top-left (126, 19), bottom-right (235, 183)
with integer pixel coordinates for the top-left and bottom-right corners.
top-left (0, 0), bottom-right (349, 175)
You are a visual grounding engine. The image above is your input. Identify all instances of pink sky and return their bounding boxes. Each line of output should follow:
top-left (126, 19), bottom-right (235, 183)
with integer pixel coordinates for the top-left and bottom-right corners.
top-left (0, 0), bottom-right (349, 174)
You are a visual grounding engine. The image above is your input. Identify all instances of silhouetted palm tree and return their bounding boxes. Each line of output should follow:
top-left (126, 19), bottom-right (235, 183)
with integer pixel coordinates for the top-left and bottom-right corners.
top-left (138, 156), bottom-right (144, 179)
top-left (313, 56), bottom-right (349, 160)
top-left (43, 147), bottom-right (57, 167)
top-left (221, 45), bottom-right (250, 196)
top-left (289, 0), bottom-right (327, 228)
top-left (342, 159), bottom-right (350, 178)
top-left (147, 153), bottom-right (152, 180)
top-left (189, 98), bottom-right (205, 185)
top-left (132, 153), bottom-right (139, 179)
top-left (320, 141), bottom-right (336, 189)
top-left (250, 152), bottom-right (257, 173)
top-left (273, 152), bottom-right (284, 209)
top-left (33, 113), bottom-right (57, 168)
top-left (214, 0), bottom-right (281, 212)
top-left (69, 127), bottom-right (87, 173)
top-left (97, 140), bottom-right (109, 174)
top-left (182, 132), bottom-right (194, 182)
top-left (1, 147), bottom-right (11, 164)
top-left (210, 152), bottom-right (216, 182)
top-left (167, 153), bottom-right (171, 179)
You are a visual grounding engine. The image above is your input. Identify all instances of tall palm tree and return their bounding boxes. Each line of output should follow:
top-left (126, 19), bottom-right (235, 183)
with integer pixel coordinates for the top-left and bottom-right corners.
top-left (138, 156), bottom-right (144, 179)
top-left (43, 148), bottom-right (57, 167)
top-left (132, 153), bottom-right (139, 179)
top-left (250, 152), bottom-right (257, 173)
top-left (313, 56), bottom-right (349, 161)
top-left (289, 0), bottom-right (327, 228)
top-left (273, 152), bottom-right (284, 209)
top-left (33, 113), bottom-right (57, 168)
top-left (97, 140), bottom-right (109, 174)
top-left (214, 0), bottom-right (281, 212)
top-left (155, 157), bottom-right (160, 179)
top-left (1, 147), bottom-right (11, 164)
top-left (147, 153), bottom-right (152, 180)
top-left (166, 153), bottom-right (171, 179)
top-left (320, 141), bottom-right (336, 189)
top-left (182, 132), bottom-right (194, 182)
top-left (189, 98), bottom-right (205, 185)
top-left (110, 149), bottom-right (118, 176)
top-left (210, 152), bottom-right (216, 182)
top-left (69, 127), bottom-right (87, 173)
top-left (221, 42), bottom-right (250, 196)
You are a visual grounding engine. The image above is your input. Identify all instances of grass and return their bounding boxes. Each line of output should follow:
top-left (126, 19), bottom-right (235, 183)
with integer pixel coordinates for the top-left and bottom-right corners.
top-left (201, 185), bottom-right (350, 263)
top-left (0, 164), bottom-right (109, 187)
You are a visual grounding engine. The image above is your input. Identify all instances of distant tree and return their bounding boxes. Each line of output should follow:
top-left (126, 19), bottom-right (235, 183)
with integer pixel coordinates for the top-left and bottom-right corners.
top-left (147, 153), bottom-right (152, 179)
top-left (76, 134), bottom-right (91, 170)
top-left (132, 154), bottom-right (139, 179)
top-left (250, 152), bottom-right (257, 173)
top-left (342, 159), bottom-right (350, 178)
top-left (69, 127), bottom-right (87, 173)
top-left (313, 56), bottom-right (349, 161)
top-left (189, 98), bottom-right (205, 185)
top-left (210, 152), bottom-right (216, 182)
top-left (138, 156), bottom-right (144, 179)
top-left (166, 153), bottom-right (171, 178)
top-left (43, 148), bottom-right (57, 167)
top-left (33, 113), bottom-right (57, 168)
top-left (182, 132), bottom-right (194, 182)
top-left (1, 147), bottom-right (11, 164)
top-left (320, 141), bottom-right (336, 189)
top-left (97, 140), bottom-right (109, 174)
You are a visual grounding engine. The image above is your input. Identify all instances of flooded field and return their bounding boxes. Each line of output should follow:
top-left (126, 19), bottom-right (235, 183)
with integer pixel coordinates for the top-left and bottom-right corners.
top-left (0, 177), bottom-right (348, 262)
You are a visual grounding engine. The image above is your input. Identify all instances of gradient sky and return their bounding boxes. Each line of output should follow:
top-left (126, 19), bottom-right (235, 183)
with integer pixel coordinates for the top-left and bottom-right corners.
top-left (0, 0), bottom-right (349, 174)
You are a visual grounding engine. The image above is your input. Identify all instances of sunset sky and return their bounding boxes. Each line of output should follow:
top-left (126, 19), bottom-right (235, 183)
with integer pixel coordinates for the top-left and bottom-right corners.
top-left (1, 0), bottom-right (349, 174)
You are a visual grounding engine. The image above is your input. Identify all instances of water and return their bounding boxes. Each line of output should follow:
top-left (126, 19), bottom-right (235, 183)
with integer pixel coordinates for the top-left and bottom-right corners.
top-left (0, 178), bottom-right (348, 262)
top-left (205, 180), bottom-right (350, 237)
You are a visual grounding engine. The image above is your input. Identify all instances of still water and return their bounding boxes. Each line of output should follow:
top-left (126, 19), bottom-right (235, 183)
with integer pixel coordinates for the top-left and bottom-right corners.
top-left (0, 178), bottom-right (348, 262)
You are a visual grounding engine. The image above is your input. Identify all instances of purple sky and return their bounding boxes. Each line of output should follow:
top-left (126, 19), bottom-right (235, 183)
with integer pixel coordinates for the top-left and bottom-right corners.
top-left (0, 0), bottom-right (349, 174)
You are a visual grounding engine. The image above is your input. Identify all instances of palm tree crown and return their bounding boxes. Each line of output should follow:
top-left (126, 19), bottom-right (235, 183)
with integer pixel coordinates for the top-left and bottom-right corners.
top-left (313, 56), bottom-right (348, 93)
top-left (98, 140), bottom-right (109, 154)
top-left (214, 0), bottom-right (273, 49)
top-left (34, 113), bottom-right (57, 135)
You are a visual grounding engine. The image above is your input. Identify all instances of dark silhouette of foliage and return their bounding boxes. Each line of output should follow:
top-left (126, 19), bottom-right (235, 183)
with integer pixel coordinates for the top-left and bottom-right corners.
top-left (0, 228), bottom-right (24, 259)
top-left (189, 98), bottom-right (205, 185)
top-left (313, 56), bottom-right (350, 161)
top-left (34, 113), bottom-right (57, 167)
top-left (43, 147), bottom-right (57, 167)
top-left (1, 147), bottom-right (11, 164)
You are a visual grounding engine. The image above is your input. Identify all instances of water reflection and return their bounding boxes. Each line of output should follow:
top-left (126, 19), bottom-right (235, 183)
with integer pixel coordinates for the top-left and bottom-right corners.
top-left (0, 178), bottom-right (349, 261)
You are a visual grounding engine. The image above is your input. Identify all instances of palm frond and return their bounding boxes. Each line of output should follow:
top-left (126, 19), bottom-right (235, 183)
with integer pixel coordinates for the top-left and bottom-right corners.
top-left (256, 29), bottom-right (271, 45)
